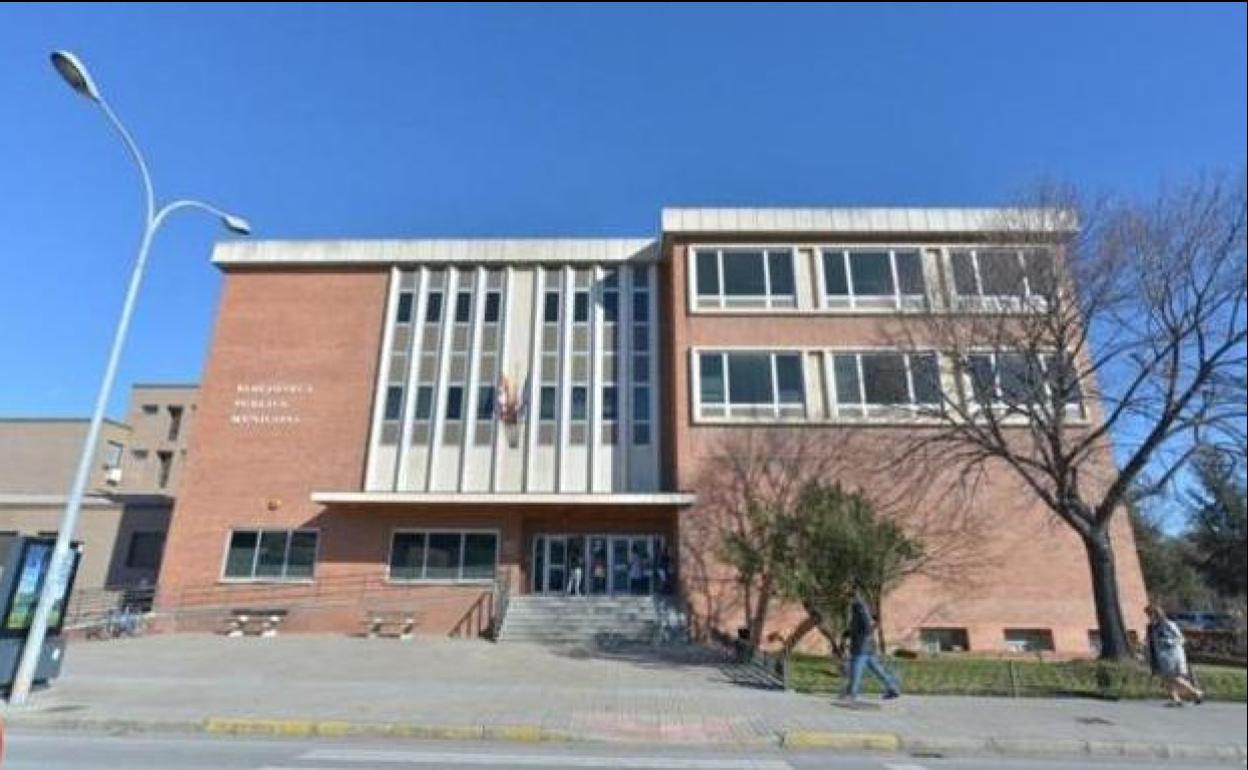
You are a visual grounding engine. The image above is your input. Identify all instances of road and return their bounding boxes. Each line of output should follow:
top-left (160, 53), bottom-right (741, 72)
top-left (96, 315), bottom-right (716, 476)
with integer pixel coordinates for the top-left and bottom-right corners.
top-left (1, 731), bottom-right (1234, 770)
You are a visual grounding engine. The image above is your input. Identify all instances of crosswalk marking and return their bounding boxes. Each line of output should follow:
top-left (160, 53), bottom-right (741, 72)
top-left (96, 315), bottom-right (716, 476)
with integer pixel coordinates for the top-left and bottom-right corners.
top-left (884, 764), bottom-right (929, 770)
top-left (283, 748), bottom-right (795, 769)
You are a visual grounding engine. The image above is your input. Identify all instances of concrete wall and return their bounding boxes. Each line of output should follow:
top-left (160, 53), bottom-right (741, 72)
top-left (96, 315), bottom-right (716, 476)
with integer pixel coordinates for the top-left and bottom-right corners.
top-left (0, 419), bottom-right (131, 494)
top-left (120, 385), bottom-right (198, 495)
top-left (0, 501), bottom-right (169, 592)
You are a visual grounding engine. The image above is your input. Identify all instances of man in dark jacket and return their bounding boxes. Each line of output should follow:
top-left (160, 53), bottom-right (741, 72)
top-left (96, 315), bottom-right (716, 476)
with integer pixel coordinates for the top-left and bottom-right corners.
top-left (841, 588), bottom-right (901, 701)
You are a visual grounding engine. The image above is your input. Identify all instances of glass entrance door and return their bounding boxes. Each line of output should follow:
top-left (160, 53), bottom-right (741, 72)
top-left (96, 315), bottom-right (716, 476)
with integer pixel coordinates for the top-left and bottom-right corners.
top-left (533, 534), bottom-right (664, 595)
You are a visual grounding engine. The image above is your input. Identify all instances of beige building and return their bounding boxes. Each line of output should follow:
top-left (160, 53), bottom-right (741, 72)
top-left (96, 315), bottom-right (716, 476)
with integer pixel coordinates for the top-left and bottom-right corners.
top-left (0, 384), bottom-right (198, 601)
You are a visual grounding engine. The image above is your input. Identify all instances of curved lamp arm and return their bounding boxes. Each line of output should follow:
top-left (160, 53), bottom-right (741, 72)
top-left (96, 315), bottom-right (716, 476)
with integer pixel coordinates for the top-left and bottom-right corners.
top-left (155, 199), bottom-right (252, 235)
top-left (97, 96), bottom-right (155, 226)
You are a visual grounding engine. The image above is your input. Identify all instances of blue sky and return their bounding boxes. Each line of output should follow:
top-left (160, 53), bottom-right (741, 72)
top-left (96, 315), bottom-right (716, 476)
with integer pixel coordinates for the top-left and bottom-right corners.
top-left (0, 2), bottom-right (1244, 420)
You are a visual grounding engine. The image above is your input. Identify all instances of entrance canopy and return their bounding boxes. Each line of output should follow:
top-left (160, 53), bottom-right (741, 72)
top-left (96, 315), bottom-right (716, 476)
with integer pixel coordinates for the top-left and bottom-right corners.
top-left (310, 491), bottom-right (697, 507)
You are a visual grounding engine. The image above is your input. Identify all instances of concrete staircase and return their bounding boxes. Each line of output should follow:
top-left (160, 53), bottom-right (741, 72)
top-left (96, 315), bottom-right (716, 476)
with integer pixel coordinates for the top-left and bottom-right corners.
top-left (498, 595), bottom-right (688, 646)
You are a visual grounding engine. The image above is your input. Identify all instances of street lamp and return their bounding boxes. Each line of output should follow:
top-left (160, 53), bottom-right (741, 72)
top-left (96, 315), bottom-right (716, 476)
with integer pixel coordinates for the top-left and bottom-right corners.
top-left (6, 51), bottom-right (251, 705)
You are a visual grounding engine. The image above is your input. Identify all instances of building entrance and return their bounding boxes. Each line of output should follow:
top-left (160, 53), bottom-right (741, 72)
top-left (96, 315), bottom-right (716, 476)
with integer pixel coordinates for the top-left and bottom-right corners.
top-left (531, 534), bottom-right (666, 595)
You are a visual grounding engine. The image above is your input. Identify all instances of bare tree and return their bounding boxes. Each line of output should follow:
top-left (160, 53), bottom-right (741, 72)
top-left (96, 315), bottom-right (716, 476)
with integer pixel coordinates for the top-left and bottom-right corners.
top-left (894, 172), bottom-right (1247, 660)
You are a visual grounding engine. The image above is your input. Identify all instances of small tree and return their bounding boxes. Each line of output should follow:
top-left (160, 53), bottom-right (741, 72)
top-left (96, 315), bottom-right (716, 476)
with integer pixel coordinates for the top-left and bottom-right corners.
top-left (696, 427), bottom-right (984, 655)
top-left (703, 429), bottom-right (844, 654)
top-left (895, 173), bottom-right (1247, 659)
top-left (774, 483), bottom-right (924, 655)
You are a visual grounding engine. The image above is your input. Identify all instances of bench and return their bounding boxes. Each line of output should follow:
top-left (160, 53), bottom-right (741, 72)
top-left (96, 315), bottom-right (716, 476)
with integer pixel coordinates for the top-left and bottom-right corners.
top-left (226, 608), bottom-right (288, 638)
top-left (363, 610), bottom-right (418, 640)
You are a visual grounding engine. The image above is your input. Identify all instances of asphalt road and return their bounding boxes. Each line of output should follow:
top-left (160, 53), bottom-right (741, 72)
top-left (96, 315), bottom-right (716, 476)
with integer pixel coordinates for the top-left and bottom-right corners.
top-left (2, 731), bottom-right (1235, 770)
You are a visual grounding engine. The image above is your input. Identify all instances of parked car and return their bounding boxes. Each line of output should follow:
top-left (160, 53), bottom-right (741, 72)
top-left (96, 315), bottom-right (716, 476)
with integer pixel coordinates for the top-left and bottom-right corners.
top-left (1169, 611), bottom-right (1237, 631)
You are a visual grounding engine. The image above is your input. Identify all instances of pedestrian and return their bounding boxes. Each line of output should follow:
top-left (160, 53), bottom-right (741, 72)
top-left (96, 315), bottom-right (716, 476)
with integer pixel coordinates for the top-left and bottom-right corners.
top-left (840, 586), bottom-right (901, 702)
top-left (1146, 605), bottom-right (1203, 706)
top-left (565, 553), bottom-right (583, 597)
top-left (629, 549), bottom-right (646, 595)
top-left (657, 547), bottom-right (673, 595)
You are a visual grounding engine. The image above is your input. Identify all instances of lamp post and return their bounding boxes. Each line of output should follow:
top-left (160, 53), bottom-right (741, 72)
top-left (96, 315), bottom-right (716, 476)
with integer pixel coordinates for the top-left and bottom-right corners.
top-left (7, 51), bottom-right (251, 705)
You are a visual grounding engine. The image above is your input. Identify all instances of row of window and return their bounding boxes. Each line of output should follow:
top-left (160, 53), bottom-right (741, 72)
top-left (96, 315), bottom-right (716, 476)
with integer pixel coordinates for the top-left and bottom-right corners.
top-left (694, 349), bottom-right (1084, 421)
top-left (691, 247), bottom-right (1057, 312)
top-left (221, 529), bottom-right (499, 583)
top-left (919, 627), bottom-right (1091, 654)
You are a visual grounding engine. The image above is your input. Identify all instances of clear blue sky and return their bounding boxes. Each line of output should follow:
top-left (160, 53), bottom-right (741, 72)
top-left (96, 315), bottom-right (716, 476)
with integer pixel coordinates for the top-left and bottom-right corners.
top-left (1, 2), bottom-right (1244, 419)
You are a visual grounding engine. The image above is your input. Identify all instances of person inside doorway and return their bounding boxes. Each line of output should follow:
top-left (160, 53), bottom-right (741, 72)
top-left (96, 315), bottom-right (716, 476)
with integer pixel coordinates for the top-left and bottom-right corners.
top-left (628, 547), bottom-right (646, 595)
top-left (657, 546), bottom-right (673, 595)
top-left (566, 551), bottom-right (584, 597)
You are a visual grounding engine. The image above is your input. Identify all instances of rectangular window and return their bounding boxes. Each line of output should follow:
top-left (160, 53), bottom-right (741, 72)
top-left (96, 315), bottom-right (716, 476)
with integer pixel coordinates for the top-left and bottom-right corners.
top-left (223, 531), bottom-right (258, 578)
top-left (830, 351), bottom-right (944, 418)
top-left (849, 251), bottom-right (891, 295)
top-left (632, 423), bottom-right (651, 445)
top-left (861, 353), bottom-right (909, 405)
top-left (601, 385), bottom-right (618, 421)
top-left (285, 531), bottom-right (317, 579)
top-left (571, 386), bottom-right (588, 420)
top-left (167, 405), bottom-right (184, 442)
top-left (573, 291), bottom-right (589, 323)
top-left (723, 250), bottom-right (766, 296)
top-left (633, 386), bottom-right (650, 422)
top-left (389, 532), bottom-right (426, 580)
top-left (696, 351), bottom-right (806, 418)
top-left (383, 386), bottom-right (403, 420)
top-left (539, 386), bottom-right (557, 420)
top-left (950, 248), bottom-right (1055, 309)
top-left (699, 354), bottom-right (725, 404)
top-left (462, 533), bottom-right (497, 579)
top-left (1004, 628), bottom-right (1055, 653)
top-left (632, 292), bottom-right (649, 322)
top-left (768, 251), bottom-right (795, 296)
top-left (445, 386), bottom-right (464, 420)
top-left (222, 529), bottom-right (317, 581)
top-left (156, 450), bottom-right (173, 488)
top-left (727, 353), bottom-right (773, 405)
top-left (965, 351), bottom-right (1082, 415)
top-left (425, 292), bottom-right (443, 323)
top-left (425, 532), bottom-right (462, 580)
top-left (821, 249), bottom-right (926, 310)
top-left (774, 354), bottom-right (804, 404)
top-left (543, 291), bottom-right (560, 323)
top-left (396, 291), bottom-right (414, 324)
top-left (125, 531), bottom-right (164, 570)
top-left (695, 248), bottom-right (795, 308)
top-left (920, 627), bottom-right (970, 653)
top-left (603, 292), bottom-right (619, 323)
top-left (476, 385), bottom-right (495, 420)
top-left (388, 531), bottom-right (497, 582)
top-left (104, 440), bottom-right (124, 470)
top-left (454, 290), bottom-right (472, 323)
top-left (413, 386), bottom-right (434, 420)
top-left (483, 291), bottom-right (501, 323)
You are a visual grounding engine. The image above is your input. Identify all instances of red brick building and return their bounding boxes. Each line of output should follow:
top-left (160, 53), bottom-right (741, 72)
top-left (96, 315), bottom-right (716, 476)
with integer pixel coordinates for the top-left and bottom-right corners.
top-left (157, 208), bottom-right (1149, 654)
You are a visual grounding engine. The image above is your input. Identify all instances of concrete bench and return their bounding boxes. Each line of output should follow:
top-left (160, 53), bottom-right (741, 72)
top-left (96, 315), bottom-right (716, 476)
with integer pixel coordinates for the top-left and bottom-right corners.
top-left (363, 610), bottom-right (418, 640)
top-left (226, 608), bottom-right (288, 638)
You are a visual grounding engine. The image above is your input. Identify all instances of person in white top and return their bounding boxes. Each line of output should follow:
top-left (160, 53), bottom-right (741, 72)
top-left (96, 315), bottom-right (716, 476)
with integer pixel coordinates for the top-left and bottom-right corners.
top-left (1146, 605), bottom-right (1204, 706)
top-left (565, 554), bottom-right (583, 597)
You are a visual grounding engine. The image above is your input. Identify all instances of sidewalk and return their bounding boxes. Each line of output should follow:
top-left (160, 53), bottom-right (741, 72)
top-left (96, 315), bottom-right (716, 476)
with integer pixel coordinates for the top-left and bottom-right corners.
top-left (3, 635), bottom-right (1245, 762)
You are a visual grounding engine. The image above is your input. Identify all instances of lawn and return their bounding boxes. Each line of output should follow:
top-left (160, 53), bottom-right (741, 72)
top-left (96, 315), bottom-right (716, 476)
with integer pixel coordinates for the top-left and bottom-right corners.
top-left (787, 654), bottom-right (1248, 702)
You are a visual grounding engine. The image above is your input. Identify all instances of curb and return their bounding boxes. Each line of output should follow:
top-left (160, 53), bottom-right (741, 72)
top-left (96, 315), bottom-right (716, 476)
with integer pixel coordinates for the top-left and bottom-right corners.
top-left (4, 715), bottom-right (1246, 762)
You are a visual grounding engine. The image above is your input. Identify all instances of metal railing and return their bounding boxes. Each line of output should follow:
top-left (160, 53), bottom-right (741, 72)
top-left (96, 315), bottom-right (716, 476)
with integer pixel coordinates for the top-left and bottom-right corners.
top-left (64, 586), bottom-right (157, 635)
